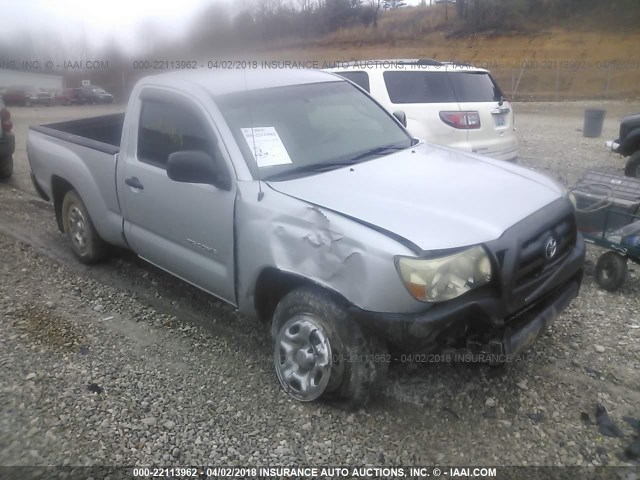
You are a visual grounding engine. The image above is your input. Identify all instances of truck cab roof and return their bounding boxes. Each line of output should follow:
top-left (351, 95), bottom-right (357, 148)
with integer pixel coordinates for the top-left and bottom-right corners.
top-left (140, 68), bottom-right (340, 97)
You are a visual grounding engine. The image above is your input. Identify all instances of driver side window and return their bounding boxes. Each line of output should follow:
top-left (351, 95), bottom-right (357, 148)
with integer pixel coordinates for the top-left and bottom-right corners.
top-left (137, 99), bottom-right (218, 169)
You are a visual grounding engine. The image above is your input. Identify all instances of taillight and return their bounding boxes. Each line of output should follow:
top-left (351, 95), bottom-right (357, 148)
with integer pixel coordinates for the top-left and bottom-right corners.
top-left (0, 108), bottom-right (11, 133)
top-left (439, 111), bottom-right (481, 129)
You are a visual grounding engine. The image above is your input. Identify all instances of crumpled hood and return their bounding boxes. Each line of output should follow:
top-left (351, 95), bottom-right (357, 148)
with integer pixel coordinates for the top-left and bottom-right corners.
top-left (267, 143), bottom-right (564, 251)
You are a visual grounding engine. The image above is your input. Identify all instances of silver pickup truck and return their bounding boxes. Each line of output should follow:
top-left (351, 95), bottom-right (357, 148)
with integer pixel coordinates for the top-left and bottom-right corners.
top-left (28, 69), bottom-right (585, 408)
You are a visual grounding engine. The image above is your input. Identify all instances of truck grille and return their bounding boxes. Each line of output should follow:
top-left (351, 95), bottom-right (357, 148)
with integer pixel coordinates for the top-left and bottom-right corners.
top-left (513, 214), bottom-right (576, 289)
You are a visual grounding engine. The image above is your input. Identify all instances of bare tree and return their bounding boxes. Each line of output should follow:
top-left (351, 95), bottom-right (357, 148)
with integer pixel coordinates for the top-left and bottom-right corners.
top-left (383, 0), bottom-right (406, 10)
top-left (456, 0), bottom-right (467, 18)
top-left (368, 0), bottom-right (383, 27)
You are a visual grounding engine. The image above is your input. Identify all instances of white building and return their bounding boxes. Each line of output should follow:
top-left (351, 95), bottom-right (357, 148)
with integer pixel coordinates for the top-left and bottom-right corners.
top-left (0, 70), bottom-right (63, 91)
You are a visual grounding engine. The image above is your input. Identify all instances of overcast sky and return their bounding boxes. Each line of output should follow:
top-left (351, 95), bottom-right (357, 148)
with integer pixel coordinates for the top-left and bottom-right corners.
top-left (0, 0), bottom-right (425, 53)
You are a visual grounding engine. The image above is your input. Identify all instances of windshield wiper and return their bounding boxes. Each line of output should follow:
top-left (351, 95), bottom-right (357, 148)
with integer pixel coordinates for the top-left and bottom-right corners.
top-left (263, 161), bottom-right (358, 180)
top-left (263, 144), bottom-right (408, 181)
top-left (347, 143), bottom-right (408, 163)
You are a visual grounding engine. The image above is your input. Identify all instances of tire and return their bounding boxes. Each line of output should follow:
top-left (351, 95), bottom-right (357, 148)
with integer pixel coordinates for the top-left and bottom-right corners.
top-left (0, 155), bottom-right (13, 180)
top-left (61, 190), bottom-right (108, 264)
top-left (595, 252), bottom-right (627, 291)
top-left (272, 286), bottom-right (387, 410)
top-left (624, 150), bottom-right (640, 178)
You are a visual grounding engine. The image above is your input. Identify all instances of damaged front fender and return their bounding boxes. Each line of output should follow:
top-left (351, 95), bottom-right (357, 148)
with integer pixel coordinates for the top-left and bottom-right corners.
top-left (234, 182), bottom-right (422, 318)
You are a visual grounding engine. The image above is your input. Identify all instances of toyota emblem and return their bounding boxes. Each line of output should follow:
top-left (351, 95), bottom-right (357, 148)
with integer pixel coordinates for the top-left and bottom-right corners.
top-left (545, 237), bottom-right (558, 259)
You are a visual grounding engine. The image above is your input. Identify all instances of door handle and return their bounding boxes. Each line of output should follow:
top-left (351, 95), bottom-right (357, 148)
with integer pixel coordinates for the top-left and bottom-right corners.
top-left (125, 177), bottom-right (144, 190)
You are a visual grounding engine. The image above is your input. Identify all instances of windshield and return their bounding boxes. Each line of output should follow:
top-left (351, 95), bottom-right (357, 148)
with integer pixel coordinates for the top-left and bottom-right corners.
top-left (216, 81), bottom-right (412, 180)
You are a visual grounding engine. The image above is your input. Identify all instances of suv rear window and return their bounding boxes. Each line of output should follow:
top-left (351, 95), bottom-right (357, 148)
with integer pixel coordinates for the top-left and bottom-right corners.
top-left (383, 72), bottom-right (456, 103)
top-left (448, 72), bottom-right (503, 102)
top-left (337, 71), bottom-right (370, 93)
top-left (383, 71), bottom-right (503, 104)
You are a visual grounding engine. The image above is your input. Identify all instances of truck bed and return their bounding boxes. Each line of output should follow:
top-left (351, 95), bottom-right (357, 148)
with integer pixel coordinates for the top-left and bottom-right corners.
top-left (30, 113), bottom-right (124, 155)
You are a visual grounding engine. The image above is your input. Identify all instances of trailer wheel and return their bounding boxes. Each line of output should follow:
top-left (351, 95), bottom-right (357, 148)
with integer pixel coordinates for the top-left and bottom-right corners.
top-left (272, 286), bottom-right (387, 410)
top-left (0, 155), bottom-right (13, 180)
top-left (624, 151), bottom-right (640, 178)
top-left (595, 252), bottom-right (627, 291)
top-left (62, 190), bottom-right (108, 264)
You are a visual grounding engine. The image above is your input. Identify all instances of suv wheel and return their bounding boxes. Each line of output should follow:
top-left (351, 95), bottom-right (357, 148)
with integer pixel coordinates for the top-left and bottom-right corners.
top-left (62, 190), bottom-right (108, 264)
top-left (624, 151), bottom-right (640, 178)
top-left (272, 286), bottom-right (387, 409)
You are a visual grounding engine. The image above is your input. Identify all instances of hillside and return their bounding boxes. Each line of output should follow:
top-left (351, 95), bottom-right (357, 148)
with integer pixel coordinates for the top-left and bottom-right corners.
top-left (252, 5), bottom-right (640, 100)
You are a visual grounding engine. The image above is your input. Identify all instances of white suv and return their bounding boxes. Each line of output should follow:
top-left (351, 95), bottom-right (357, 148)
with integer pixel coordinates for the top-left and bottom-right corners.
top-left (326, 59), bottom-right (518, 161)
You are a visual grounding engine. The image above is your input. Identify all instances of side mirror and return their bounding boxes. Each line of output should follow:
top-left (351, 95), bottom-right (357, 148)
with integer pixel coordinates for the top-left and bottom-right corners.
top-left (167, 150), bottom-right (230, 190)
top-left (393, 110), bottom-right (407, 128)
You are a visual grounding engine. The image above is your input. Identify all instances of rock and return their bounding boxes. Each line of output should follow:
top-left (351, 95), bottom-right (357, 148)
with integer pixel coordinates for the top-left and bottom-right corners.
top-left (141, 417), bottom-right (157, 426)
top-left (485, 398), bottom-right (496, 408)
top-left (516, 380), bottom-right (528, 390)
top-left (172, 447), bottom-right (180, 458)
top-left (25, 373), bottom-right (37, 380)
top-left (163, 420), bottom-right (175, 430)
top-left (527, 413), bottom-right (545, 424)
top-left (594, 345), bottom-right (605, 353)
top-left (595, 404), bottom-right (623, 438)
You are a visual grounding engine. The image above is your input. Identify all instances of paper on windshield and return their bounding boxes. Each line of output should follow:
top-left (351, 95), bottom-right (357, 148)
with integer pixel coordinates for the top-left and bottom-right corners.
top-left (241, 127), bottom-right (292, 167)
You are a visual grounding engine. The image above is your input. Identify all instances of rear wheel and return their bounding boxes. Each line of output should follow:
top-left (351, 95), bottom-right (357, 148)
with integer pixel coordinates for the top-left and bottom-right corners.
top-left (272, 287), bottom-right (387, 410)
top-left (0, 155), bottom-right (13, 180)
top-left (61, 190), bottom-right (108, 264)
top-left (595, 252), bottom-right (627, 291)
top-left (624, 151), bottom-right (640, 178)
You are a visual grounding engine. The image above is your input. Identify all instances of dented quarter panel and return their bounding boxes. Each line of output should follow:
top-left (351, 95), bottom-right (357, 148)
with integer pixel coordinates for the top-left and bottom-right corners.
top-left (234, 181), bottom-right (424, 316)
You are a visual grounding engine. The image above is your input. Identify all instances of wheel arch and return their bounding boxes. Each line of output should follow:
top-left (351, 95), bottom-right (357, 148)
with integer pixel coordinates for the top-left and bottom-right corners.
top-left (253, 267), bottom-right (350, 328)
top-left (51, 175), bottom-right (75, 232)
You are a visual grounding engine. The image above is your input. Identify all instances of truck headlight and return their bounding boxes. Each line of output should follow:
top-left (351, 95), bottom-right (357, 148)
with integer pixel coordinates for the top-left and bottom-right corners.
top-left (396, 246), bottom-right (492, 302)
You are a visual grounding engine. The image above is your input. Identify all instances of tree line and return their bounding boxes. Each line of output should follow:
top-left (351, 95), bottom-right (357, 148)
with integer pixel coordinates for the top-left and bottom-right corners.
top-left (187, 0), bottom-right (635, 50)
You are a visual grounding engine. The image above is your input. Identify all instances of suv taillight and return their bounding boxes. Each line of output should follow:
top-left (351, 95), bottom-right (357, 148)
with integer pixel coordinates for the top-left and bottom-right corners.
top-left (0, 108), bottom-right (11, 133)
top-left (439, 111), bottom-right (481, 129)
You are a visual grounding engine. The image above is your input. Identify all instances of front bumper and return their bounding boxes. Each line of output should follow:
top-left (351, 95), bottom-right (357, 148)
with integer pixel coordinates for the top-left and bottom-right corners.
top-left (352, 201), bottom-right (585, 355)
top-left (0, 133), bottom-right (15, 157)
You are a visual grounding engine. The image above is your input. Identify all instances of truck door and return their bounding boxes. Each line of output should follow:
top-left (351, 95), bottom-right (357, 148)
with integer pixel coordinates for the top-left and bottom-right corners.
top-left (118, 91), bottom-right (236, 305)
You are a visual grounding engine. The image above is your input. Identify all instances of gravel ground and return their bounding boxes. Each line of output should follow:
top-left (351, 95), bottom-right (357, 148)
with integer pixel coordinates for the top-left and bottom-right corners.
top-left (0, 102), bottom-right (639, 468)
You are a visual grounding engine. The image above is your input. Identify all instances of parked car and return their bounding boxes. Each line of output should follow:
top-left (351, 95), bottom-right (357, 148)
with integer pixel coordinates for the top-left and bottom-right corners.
top-left (606, 113), bottom-right (640, 178)
top-left (0, 96), bottom-right (15, 179)
top-left (28, 69), bottom-right (584, 408)
top-left (78, 86), bottom-right (114, 104)
top-left (2, 86), bottom-right (53, 107)
top-left (55, 88), bottom-right (83, 106)
top-left (326, 59), bottom-right (518, 161)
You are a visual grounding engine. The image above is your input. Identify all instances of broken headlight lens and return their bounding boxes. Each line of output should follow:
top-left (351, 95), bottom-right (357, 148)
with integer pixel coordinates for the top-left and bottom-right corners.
top-left (396, 246), bottom-right (492, 303)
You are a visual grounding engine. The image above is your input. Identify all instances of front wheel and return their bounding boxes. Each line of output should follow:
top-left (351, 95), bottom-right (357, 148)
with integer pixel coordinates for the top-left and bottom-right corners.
top-left (62, 190), bottom-right (108, 264)
top-left (0, 155), bottom-right (13, 180)
top-left (624, 151), bottom-right (640, 178)
top-left (595, 251), bottom-right (627, 291)
top-left (272, 287), bottom-right (387, 409)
